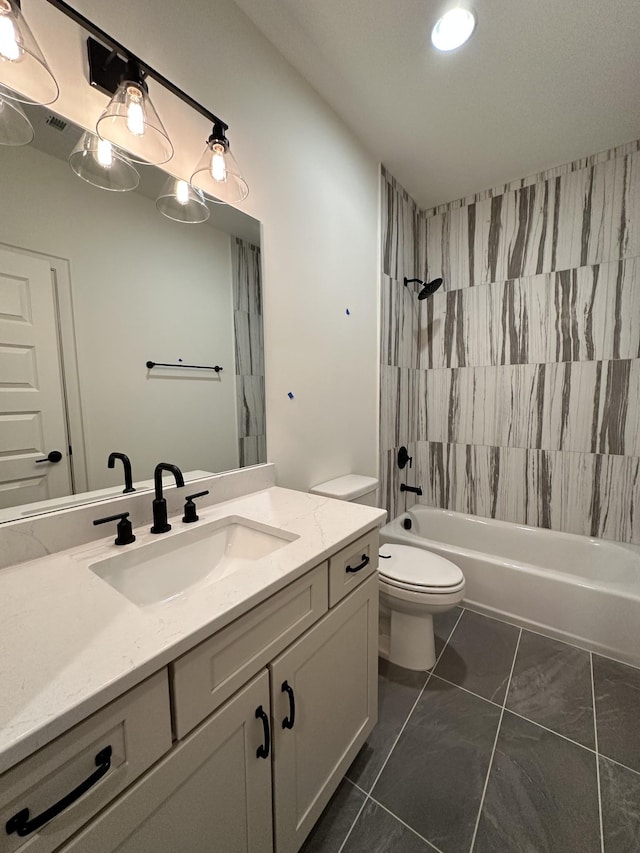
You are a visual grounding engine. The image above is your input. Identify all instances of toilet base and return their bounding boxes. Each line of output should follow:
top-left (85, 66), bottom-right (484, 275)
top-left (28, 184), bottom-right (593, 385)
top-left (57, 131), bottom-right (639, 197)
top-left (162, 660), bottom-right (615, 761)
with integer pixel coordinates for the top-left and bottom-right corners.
top-left (384, 610), bottom-right (436, 671)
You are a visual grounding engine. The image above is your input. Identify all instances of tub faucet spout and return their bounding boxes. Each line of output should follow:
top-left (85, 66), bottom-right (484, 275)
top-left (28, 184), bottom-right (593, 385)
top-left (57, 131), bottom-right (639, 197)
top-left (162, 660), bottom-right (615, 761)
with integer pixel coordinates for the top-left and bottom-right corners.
top-left (401, 484), bottom-right (423, 496)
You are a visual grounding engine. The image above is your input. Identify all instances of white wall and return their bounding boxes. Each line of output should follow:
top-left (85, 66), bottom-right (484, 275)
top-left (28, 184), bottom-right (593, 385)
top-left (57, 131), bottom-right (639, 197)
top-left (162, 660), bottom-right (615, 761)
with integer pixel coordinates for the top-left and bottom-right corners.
top-left (23, 0), bottom-right (380, 492)
top-left (0, 143), bottom-right (238, 489)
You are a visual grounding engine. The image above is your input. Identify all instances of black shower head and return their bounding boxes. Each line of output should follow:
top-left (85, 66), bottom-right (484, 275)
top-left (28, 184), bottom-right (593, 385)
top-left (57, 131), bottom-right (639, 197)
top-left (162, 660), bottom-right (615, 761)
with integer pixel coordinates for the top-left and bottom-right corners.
top-left (403, 276), bottom-right (443, 299)
top-left (418, 277), bottom-right (443, 299)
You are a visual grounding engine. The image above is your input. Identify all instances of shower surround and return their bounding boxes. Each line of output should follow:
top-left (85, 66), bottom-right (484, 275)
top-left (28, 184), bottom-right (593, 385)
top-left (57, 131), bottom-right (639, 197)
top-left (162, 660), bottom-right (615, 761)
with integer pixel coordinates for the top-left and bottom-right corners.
top-left (380, 140), bottom-right (640, 544)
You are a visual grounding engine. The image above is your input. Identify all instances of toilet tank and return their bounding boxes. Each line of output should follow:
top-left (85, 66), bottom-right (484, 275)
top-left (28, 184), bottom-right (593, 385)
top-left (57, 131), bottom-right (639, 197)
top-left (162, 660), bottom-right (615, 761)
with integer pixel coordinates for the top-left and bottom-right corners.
top-left (309, 474), bottom-right (379, 506)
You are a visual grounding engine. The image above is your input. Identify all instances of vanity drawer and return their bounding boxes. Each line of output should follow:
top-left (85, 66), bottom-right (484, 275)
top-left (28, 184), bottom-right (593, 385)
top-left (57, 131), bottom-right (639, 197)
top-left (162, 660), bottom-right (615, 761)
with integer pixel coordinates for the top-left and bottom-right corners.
top-left (328, 529), bottom-right (379, 607)
top-left (171, 562), bottom-right (329, 738)
top-left (0, 670), bottom-right (172, 853)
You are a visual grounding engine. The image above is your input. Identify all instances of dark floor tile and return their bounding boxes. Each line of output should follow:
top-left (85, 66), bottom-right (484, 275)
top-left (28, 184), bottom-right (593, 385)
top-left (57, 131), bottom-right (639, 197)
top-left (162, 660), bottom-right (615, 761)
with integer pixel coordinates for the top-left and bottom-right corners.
top-left (347, 659), bottom-right (428, 792)
top-left (342, 798), bottom-right (434, 852)
top-left (372, 677), bottom-right (501, 852)
top-left (600, 757), bottom-right (640, 853)
top-left (431, 606), bottom-right (462, 665)
top-left (474, 711), bottom-right (600, 853)
top-left (300, 779), bottom-right (365, 853)
top-left (593, 656), bottom-right (640, 773)
top-left (433, 610), bottom-right (520, 704)
top-left (505, 630), bottom-right (595, 748)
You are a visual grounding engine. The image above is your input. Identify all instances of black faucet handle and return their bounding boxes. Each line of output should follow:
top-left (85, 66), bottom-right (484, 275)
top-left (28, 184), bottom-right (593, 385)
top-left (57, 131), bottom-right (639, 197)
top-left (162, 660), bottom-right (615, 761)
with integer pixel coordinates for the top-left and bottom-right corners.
top-left (93, 512), bottom-right (136, 546)
top-left (182, 490), bottom-right (210, 524)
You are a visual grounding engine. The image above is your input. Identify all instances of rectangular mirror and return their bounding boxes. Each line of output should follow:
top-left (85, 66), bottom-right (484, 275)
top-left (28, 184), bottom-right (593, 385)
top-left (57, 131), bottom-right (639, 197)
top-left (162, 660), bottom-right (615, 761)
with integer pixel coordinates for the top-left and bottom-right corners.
top-left (0, 105), bottom-right (265, 523)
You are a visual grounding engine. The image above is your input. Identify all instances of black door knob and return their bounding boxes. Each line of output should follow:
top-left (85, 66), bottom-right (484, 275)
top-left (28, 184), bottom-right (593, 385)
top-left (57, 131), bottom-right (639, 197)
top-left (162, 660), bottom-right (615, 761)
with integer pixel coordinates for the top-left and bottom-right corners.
top-left (35, 450), bottom-right (63, 464)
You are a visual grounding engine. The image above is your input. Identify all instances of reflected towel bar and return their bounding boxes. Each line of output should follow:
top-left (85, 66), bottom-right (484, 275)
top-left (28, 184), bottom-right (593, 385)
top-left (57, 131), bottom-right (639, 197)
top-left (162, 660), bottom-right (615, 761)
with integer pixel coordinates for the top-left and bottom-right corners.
top-left (146, 361), bottom-right (223, 372)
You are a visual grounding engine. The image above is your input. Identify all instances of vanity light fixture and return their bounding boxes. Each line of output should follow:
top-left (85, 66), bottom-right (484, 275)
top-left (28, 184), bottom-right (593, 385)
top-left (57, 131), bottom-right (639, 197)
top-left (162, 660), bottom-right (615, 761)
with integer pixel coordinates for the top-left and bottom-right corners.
top-left (0, 93), bottom-right (33, 145)
top-left (69, 130), bottom-right (140, 191)
top-left (94, 54), bottom-right (174, 166)
top-left (0, 0), bottom-right (59, 105)
top-left (155, 176), bottom-right (210, 224)
top-left (431, 7), bottom-right (476, 52)
top-left (190, 121), bottom-right (249, 204)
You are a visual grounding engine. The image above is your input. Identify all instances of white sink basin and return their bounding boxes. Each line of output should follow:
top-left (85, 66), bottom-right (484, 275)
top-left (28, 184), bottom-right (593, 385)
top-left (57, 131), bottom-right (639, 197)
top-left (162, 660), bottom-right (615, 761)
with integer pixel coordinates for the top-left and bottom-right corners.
top-left (89, 516), bottom-right (298, 608)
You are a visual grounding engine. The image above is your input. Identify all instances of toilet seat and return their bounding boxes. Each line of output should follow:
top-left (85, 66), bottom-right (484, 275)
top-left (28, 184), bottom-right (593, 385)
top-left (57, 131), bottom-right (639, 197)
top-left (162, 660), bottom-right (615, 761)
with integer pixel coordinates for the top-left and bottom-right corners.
top-left (378, 544), bottom-right (464, 594)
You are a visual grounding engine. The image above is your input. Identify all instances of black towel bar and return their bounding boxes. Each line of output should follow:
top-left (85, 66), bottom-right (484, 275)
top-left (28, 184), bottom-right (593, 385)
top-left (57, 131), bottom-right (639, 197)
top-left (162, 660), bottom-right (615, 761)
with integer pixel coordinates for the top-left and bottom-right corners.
top-left (146, 361), bottom-right (223, 372)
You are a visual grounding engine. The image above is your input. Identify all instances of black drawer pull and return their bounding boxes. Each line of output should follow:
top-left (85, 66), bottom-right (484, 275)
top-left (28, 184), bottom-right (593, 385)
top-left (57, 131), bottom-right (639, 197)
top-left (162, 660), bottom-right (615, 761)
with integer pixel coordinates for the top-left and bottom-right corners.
top-left (255, 706), bottom-right (270, 759)
top-left (346, 554), bottom-right (370, 574)
top-left (281, 680), bottom-right (295, 730)
top-left (6, 745), bottom-right (112, 838)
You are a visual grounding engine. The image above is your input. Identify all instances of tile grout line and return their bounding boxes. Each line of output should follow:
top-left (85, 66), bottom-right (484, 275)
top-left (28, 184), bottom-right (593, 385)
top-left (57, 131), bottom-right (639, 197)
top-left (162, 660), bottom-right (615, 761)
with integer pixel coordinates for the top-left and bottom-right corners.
top-left (590, 652), bottom-right (605, 853)
top-left (461, 605), bottom-right (640, 674)
top-left (468, 627), bottom-right (523, 853)
top-left (336, 608), bottom-right (465, 853)
top-left (367, 794), bottom-right (445, 853)
top-left (430, 670), bottom-right (605, 758)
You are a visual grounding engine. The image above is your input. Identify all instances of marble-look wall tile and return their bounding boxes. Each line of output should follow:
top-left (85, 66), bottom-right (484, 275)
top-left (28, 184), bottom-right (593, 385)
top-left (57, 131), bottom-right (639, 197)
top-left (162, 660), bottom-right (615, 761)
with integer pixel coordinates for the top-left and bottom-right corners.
top-left (380, 274), bottom-right (419, 368)
top-left (379, 443), bottom-right (417, 521)
top-left (562, 452), bottom-right (640, 543)
top-left (594, 359), bottom-right (640, 456)
top-left (414, 442), bottom-right (564, 530)
top-left (232, 238), bottom-right (265, 465)
top-left (380, 366), bottom-right (410, 452)
top-left (379, 144), bottom-right (640, 543)
top-left (232, 238), bottom-right (262, 314)
top-left (236, 375), bottom-right (265, 439)
top-left (381, 169), bottom-right (419, 280)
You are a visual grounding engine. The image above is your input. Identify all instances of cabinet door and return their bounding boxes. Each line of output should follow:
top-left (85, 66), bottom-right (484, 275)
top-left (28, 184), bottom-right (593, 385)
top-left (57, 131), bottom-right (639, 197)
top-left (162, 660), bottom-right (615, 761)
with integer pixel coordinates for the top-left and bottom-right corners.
top-left (270, 575), bottom-right (378, 853)
top-left (59, 671), bottom-right (273, 853)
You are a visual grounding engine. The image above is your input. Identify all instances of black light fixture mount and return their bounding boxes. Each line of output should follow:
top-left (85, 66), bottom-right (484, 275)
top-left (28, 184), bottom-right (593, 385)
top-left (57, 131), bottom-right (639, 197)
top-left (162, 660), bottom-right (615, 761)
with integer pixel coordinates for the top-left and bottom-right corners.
top-left (87, 38), bottom-right (146, 98)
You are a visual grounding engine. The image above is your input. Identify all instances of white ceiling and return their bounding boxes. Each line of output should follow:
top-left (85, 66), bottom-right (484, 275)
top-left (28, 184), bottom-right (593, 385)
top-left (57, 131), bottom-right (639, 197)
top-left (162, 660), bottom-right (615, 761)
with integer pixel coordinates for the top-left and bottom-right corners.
top-left (234, 0), bottom-right (640, 209)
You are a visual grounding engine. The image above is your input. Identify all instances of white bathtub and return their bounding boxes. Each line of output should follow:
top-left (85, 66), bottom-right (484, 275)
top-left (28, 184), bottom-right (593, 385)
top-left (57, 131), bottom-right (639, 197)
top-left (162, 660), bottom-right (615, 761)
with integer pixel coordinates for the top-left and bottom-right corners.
top-left (380, 506), bottom-right (640, 666)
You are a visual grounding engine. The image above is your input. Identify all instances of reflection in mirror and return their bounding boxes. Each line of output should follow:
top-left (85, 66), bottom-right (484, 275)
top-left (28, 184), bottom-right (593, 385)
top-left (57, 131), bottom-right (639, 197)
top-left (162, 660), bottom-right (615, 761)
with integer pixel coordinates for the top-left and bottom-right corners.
top-left (0, 107), bottom-right (265, 523)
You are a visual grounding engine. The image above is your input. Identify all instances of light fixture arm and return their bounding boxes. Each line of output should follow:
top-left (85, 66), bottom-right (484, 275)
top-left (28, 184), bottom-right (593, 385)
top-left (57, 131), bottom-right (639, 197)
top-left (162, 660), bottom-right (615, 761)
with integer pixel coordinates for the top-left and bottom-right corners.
top-left (44, 0), bottom-right (228, 132)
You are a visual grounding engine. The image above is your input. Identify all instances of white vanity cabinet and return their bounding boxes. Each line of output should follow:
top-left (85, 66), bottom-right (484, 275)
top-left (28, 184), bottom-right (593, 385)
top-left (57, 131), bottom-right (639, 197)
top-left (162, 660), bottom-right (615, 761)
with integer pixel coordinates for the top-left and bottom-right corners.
top-left (270, 575), bottom-right (378, 853)
top-left (59, 671), bottom-right (273, 853)
top-left (23, 528), bottom-right (380, 853)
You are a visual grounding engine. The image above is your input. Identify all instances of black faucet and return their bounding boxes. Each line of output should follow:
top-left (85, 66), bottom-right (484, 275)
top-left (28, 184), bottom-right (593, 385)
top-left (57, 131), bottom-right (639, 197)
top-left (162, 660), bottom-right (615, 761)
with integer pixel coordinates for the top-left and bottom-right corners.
top-left (108, 452), bottom-right (136, 494)
top-left (151, 463), bottom-right (185, 534)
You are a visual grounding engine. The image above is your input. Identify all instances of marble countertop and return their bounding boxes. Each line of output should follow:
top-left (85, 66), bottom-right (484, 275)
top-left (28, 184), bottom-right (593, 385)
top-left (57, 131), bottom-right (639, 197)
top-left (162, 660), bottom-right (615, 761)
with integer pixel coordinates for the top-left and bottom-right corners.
top-left (0, 486), bottom-right (386, 774)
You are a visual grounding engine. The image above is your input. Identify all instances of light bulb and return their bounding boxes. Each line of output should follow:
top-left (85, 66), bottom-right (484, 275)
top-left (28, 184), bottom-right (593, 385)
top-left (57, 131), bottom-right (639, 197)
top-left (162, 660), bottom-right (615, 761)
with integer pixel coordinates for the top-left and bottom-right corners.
top-left (175, 180), bottom-right (190, 205)
top-left (125, 85), bottom-right (145, 137)
top-left (96, 138), bottom-right (113, 167)
top-left (0, 1), bottom-right (22, 63)
top-left (431, 7), bottom-right (476, 51)
top-left (210, 144), bottom-right (226, 182)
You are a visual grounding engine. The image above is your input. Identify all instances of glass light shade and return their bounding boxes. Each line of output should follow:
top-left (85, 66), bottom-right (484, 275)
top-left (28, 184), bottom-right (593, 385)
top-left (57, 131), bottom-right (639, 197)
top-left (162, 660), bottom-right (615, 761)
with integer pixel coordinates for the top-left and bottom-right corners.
top-left (156, 177), bottom-right (209, 224)
top-left (0, 0), bottom-right (58, 105)
top-left (0, 94), bottom-right (33, 144)
top-left (190, 139), bottom-right (249, 204)
top-left (69, 131), bottom-right (140, 192)
top-left (95, 79), bottom-right (174, 166)
top-left (431, 7), bottom-right (476, 51)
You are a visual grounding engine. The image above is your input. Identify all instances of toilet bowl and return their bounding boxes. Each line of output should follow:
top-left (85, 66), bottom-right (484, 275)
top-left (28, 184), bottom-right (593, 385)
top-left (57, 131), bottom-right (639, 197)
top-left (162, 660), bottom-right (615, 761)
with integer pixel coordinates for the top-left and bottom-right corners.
top-left (378, 544), bottom-right (465, 670)
top-left (309, 475), bottom-right (465, 671)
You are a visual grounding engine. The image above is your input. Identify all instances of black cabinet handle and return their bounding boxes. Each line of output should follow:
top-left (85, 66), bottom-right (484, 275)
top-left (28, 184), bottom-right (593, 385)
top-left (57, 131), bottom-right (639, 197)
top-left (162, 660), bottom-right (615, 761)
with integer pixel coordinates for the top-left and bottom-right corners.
top-left (35, 450), bottom-right (63, 464)
top-left (255, 706), bottom-right (270, 759)
top-left (6, 746), bottom-right (112, 837)
top-left (346, 554), bottom-right (370, 574)
top-left (281, 680), bottom-right (295, 730)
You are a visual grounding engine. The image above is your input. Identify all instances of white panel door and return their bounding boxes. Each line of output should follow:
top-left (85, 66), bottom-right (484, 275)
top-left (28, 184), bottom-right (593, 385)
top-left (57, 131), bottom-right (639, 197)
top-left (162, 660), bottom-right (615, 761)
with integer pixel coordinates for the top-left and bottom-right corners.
top-left (0, 247), bottom-right (71, 508)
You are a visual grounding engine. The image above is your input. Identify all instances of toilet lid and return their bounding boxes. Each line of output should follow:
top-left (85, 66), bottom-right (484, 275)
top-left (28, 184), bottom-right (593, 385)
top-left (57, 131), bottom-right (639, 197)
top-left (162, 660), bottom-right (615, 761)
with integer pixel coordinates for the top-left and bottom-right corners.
top-left (378, 544), bottom-right (463, 589)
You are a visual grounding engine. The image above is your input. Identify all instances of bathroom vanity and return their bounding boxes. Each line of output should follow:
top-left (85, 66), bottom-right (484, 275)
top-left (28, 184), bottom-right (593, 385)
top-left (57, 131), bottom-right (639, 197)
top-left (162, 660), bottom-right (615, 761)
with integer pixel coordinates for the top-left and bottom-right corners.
top-left (0, 466), bottom-right (385, 853)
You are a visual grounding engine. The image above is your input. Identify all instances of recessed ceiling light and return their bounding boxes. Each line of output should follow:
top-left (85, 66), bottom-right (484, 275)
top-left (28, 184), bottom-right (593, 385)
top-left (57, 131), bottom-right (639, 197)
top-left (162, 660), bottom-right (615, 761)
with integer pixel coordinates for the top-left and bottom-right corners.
top-left (431, 7), bottom-right (476, 52)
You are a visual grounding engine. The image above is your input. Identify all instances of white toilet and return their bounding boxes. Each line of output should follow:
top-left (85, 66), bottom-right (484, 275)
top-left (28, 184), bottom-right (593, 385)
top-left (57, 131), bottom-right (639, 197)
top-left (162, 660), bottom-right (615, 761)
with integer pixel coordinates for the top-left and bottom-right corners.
top-left (309, 475), bottom-right (465, 671)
